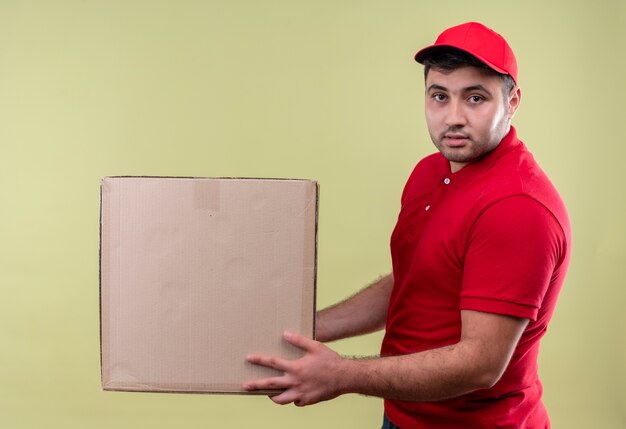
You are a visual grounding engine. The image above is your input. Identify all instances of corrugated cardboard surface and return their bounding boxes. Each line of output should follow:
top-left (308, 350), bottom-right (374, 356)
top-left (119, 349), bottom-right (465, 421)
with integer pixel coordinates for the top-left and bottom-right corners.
top-left (100, 177), bottom-right (318, 393)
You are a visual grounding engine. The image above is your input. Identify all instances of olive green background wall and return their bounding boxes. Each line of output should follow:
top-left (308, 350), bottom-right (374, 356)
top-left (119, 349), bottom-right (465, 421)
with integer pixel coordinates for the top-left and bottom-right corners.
top-left (1, 0), bottom-right (624, 427)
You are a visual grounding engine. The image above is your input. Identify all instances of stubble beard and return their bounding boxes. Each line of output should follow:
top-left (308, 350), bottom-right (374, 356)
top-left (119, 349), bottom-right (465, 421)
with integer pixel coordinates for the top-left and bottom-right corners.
top-left (430, 128), bottom-right (479, 164)
top-left (430, 108), bottom-right (511, 166)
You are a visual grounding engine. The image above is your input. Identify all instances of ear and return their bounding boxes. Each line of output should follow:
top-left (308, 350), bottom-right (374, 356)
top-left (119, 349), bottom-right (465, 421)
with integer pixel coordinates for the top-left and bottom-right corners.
top-left (507, 86), bottom-right (522, 120)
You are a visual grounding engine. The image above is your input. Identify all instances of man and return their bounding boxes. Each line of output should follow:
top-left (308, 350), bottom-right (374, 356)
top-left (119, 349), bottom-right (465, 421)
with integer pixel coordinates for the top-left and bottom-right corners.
top-left (244, 22), bottom-right (571, 428)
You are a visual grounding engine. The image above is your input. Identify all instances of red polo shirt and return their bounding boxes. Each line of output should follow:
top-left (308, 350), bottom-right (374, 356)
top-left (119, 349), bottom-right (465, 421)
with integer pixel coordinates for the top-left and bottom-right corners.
top-left (381, 127), bottom-right (571, 428)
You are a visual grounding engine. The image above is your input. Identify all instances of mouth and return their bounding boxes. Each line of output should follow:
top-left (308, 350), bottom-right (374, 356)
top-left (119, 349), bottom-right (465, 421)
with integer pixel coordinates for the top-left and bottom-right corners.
top-left (442, 133), bottom-right (470, 147)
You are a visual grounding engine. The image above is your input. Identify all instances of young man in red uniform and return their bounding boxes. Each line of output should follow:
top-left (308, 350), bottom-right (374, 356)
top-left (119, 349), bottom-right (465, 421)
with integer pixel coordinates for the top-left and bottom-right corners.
top-left (244, 22), bottom-right (571, 428)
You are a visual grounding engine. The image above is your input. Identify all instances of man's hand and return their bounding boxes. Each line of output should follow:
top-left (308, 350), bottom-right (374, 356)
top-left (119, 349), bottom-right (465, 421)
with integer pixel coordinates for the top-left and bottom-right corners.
top-left (243, 331), bottom-right (347, 407)
top-left (243, 311), bottom-right (528, 406)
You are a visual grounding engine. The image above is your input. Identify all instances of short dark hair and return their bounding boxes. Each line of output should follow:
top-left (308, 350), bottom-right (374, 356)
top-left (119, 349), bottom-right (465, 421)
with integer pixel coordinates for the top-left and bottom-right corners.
top-left (422, 48), bottom-right (516, 98)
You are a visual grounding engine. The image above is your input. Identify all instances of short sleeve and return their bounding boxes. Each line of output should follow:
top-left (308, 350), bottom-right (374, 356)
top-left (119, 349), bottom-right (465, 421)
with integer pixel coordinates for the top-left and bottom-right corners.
top-left (460, 195), bottom-right (567, 321)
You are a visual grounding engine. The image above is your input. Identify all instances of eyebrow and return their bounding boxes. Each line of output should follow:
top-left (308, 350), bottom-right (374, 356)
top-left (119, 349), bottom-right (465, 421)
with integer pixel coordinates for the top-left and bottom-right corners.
top-left (464, 85), bottom-right (493, 96)
top-left (426, 84), bottom-right (494, 97)
top-left (427, 84), bottom-right (448, 93)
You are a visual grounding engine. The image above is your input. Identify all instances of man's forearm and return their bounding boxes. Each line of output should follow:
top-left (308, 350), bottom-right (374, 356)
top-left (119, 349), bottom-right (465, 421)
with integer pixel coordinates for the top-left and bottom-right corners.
top-left (315, 273), bottom-right (393, 343)
top-left (338, 341), bottom-right (492, 402)
top-left (335, 311), bottom-right (527, 402)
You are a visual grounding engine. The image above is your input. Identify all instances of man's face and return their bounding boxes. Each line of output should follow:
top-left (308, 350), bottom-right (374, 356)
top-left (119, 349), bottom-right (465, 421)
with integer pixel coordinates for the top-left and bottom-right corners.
top-left (424, 66), bottom-right (520, 172)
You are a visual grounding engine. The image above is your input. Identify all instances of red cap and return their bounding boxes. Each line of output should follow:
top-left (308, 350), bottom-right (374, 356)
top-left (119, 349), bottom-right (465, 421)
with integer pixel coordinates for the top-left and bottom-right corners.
top-left (414, 22), bottom-right (518, 83)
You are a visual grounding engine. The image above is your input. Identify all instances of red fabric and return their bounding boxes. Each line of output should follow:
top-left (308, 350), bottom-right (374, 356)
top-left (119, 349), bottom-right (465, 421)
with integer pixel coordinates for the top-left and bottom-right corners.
top-left (381, 127), bottom-right (571, 428)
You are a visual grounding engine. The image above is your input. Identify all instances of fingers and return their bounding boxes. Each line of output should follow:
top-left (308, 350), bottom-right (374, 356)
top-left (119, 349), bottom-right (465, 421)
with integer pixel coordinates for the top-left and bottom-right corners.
top-left (245, 330), bottom-right (315, 369)
top-left (283, 330), bottom-right (318, 352)
top-left (246, 354), bottom-right (290, 372)
top-left (244, 331), bottom-right (323, 407)
top-left (269, 389), bottom-right (303, 406)
top-left (243, 353), bottom-right (293, 392)
top-left (243, 376), bottom-right (290, 392)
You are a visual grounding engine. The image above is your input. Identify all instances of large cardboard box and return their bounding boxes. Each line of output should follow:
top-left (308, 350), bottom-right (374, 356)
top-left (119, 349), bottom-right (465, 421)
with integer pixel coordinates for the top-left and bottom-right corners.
top-left (99, 177), bottom-right (318, 393)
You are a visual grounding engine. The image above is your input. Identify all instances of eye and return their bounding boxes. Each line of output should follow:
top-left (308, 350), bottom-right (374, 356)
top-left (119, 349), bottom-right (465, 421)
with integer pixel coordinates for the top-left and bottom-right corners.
top-left (432, 93), bottom-right (447, 102)
top-left (467, 95), bottom-right (484, 104)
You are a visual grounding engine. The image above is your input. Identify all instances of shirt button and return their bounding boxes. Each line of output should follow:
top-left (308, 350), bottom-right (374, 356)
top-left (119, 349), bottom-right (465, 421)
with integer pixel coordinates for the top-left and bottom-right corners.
top-left (443, 178), bottom-right (451, 185)
top-left (425, 205), bottom-right (431, 211)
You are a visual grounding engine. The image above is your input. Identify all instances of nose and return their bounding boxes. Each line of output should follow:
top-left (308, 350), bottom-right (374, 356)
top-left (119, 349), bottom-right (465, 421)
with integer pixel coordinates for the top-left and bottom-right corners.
top-left (444, 99), bottom-right (467, 128)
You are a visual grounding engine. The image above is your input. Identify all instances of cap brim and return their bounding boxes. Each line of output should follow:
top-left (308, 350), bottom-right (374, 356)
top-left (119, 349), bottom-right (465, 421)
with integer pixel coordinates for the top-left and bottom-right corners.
top-left (414, 45), bottom-right (508, 75)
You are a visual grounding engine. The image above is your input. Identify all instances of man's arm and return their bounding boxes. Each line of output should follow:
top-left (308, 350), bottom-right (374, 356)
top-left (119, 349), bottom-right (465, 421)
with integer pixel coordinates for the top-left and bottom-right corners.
top-left (244, 310), bottom-right (528, 406)
top-left (315, 273), bottom-right (393, 342)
